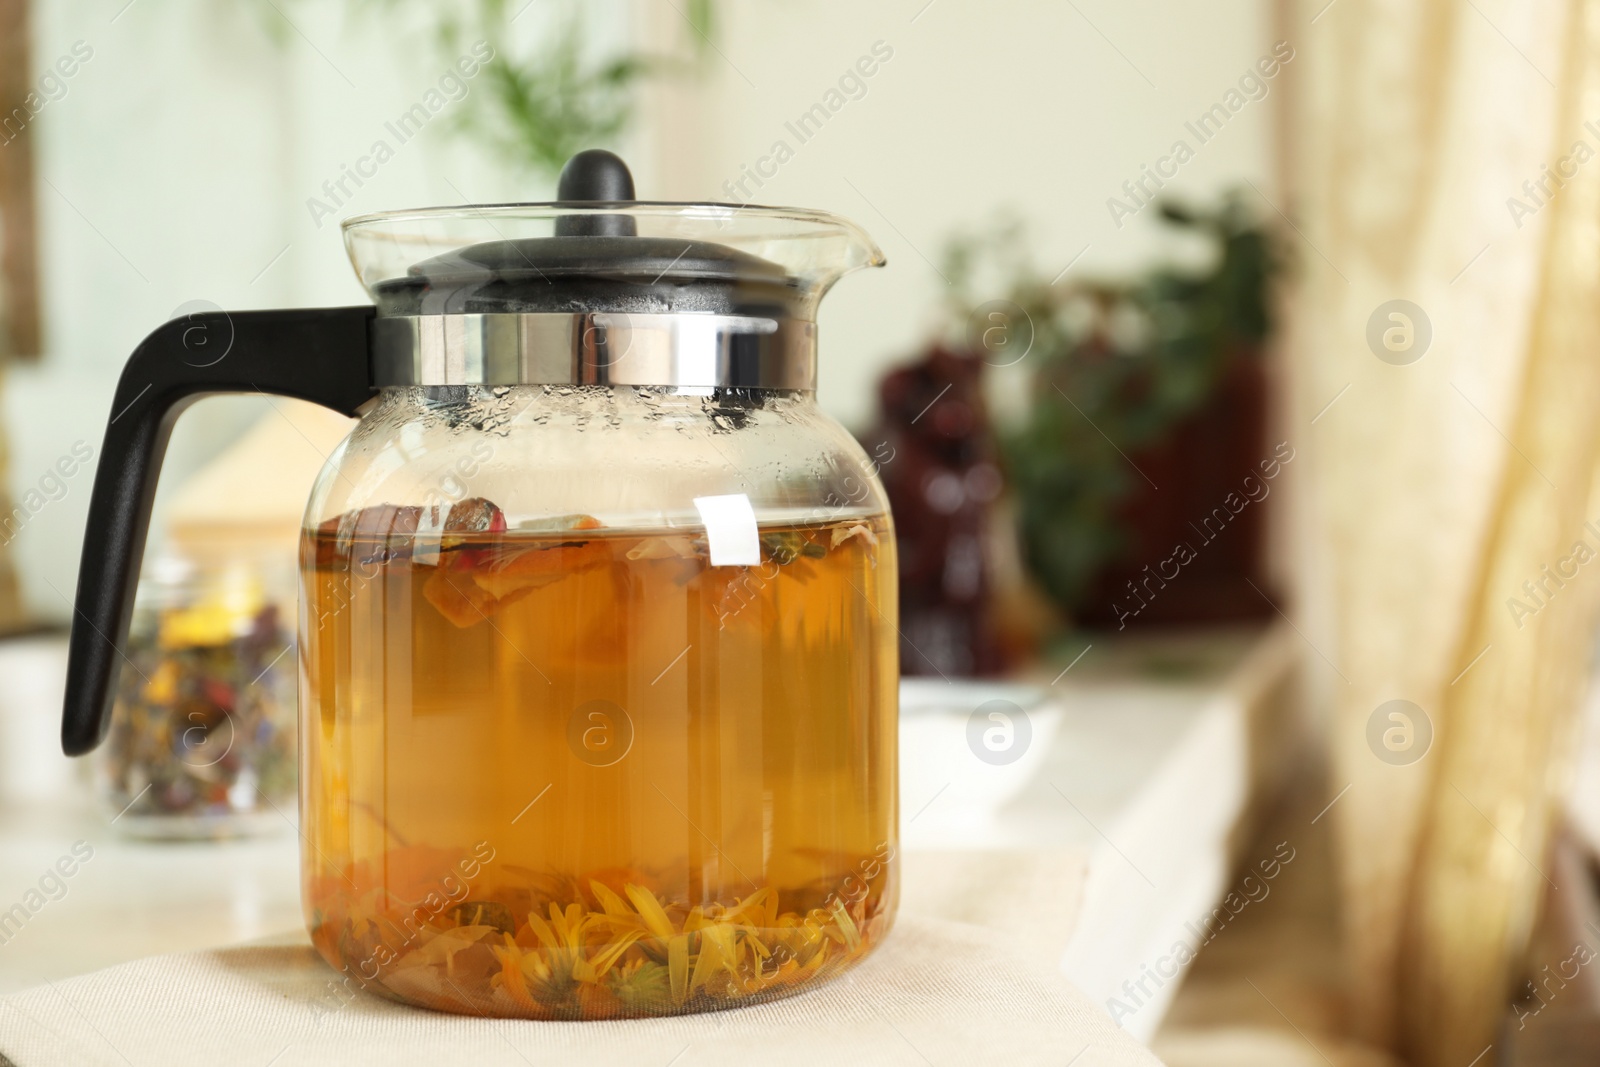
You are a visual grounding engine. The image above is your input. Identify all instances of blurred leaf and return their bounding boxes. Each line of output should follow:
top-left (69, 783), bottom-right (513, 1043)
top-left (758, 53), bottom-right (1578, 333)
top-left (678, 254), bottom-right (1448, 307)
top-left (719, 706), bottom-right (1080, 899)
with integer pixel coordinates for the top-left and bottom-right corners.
top-left (1157, 202), bottom-right (1198, 226)
top-left (685, 0), bottom-right (716, 55)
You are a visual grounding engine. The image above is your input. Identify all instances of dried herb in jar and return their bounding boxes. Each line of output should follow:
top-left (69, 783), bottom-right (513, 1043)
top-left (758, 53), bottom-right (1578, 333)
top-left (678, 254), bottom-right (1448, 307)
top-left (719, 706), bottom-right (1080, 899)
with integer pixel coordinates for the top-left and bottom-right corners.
top-left (99, 586), bottom-right (297, 835)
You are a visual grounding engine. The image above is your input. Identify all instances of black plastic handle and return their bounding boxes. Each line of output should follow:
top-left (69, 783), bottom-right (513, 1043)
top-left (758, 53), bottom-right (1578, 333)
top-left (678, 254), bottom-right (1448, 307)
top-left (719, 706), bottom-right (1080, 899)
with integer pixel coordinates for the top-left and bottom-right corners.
top-left (62, 306), bottom-right (376, 756)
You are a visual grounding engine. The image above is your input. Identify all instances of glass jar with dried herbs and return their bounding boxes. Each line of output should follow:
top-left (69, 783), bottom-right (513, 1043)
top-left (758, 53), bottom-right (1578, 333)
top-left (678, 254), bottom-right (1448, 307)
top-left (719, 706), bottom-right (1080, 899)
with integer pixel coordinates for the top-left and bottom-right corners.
top-left (94, 544), bottom-right (297, 838)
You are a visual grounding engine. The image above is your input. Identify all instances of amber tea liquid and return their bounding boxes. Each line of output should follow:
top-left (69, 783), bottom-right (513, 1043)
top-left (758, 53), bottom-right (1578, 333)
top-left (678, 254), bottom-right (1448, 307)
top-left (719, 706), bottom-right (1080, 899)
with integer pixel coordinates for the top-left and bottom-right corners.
top-left (300, 509), bottom-right (897, 1018)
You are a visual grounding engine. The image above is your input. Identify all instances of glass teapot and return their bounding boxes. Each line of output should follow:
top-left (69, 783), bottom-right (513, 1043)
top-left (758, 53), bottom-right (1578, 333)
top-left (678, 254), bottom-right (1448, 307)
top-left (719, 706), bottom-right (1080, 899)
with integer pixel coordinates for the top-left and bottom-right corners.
top-left (62, 151), bottom-right (899, 1018)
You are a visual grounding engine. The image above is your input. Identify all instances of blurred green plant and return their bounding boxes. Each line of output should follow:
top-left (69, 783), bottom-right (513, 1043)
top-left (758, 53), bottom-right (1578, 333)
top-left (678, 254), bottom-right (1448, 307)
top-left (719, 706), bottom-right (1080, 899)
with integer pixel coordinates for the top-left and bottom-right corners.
top-left (356, 0), bottom-right (718, 176)
top-left (945, 196), bottom-right (1279, 613)
top-left (455, 16), bottom-right (652, 175)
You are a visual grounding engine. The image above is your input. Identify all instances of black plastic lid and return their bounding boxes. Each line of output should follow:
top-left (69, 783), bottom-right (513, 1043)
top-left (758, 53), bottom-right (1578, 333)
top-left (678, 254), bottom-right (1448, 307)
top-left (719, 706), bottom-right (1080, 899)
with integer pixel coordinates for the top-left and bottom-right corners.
top-left (372, 150), bottom-right (799, 317)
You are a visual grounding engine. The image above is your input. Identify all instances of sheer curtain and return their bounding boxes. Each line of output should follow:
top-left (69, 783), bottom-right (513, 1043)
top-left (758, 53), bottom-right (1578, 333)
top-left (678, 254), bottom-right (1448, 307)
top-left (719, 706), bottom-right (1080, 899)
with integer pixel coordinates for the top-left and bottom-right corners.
top-left (1290, 0), bottom-right (1600, 1062)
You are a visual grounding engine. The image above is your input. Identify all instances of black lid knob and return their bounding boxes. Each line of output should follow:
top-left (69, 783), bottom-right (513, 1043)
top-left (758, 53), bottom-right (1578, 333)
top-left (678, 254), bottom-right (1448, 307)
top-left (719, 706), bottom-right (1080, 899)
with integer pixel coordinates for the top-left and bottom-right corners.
top-left (558, 149), bottom-right (636, 201)
top-left (555, 149), bottom-right (637, 237)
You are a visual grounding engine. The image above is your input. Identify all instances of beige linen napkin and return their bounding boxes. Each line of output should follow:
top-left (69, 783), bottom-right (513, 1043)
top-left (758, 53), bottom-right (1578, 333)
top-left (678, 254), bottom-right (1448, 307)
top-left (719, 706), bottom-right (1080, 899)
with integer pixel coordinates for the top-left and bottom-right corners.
top-left (0, 849), bottom-right (1159, 1066)
top-left (0, 916), bottom-right (1157, 1067)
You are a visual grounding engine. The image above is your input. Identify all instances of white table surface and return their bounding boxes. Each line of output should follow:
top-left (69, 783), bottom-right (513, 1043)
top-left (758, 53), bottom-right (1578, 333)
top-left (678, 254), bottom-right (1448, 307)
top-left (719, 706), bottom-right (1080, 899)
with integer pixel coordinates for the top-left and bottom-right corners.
top-left (0, 626), bottom-right (1298, 1043)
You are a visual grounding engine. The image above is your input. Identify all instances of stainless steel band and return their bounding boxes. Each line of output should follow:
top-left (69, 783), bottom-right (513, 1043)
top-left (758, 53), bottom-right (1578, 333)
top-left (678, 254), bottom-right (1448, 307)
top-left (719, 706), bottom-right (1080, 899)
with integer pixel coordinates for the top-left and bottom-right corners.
top-left (371, 313), bottom-right (816, 390)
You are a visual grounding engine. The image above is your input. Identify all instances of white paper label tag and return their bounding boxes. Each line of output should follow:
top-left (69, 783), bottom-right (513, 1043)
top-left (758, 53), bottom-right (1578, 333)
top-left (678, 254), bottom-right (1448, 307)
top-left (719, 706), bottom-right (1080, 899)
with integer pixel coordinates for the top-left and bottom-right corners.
top-left (693, 493), bottom-right (761, 567)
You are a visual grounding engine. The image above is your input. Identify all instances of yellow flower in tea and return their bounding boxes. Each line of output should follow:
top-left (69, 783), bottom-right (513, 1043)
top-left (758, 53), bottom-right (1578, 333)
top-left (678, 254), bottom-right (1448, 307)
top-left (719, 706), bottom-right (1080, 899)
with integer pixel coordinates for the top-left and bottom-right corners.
top-left (311, 854), bottom-right (890, 1019)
